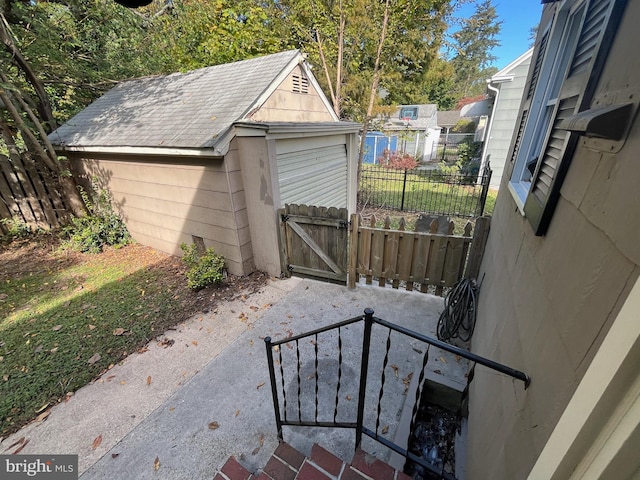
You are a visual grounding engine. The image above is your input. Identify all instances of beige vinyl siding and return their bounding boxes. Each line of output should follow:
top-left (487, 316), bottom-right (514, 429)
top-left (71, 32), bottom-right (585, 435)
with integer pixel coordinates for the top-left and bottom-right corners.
top-left (74, 155), bottom-right (251, 275)
top-left (467, 2), bottom-right (639, 478)
top-left (250, 66), bottom-right (336, 122)
top-left (275, 136), bottom-right (348, 208)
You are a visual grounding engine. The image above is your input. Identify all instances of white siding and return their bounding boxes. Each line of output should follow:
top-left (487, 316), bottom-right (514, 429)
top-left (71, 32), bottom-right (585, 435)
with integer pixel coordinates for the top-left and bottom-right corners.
top-left (276, 138), bottom-right (348, 208)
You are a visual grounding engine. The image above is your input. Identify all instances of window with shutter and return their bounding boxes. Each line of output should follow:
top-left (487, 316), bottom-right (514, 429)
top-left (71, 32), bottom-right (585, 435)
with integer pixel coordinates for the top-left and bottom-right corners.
top-left (507, 0), bottom-right (628, 234)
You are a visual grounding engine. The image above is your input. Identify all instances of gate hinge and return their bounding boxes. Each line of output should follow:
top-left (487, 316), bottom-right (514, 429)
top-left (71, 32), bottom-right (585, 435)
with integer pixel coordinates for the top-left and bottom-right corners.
top-left (281, 214), bottom-right (290, 222)
top-left (287, 264), bottom-right (294, 272)
top-left (339, 220), bottom-right (350, 229)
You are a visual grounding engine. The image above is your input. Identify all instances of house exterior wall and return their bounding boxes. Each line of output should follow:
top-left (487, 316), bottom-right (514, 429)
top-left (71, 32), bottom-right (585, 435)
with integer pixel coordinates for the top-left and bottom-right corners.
top-left (70, 153), bottom-right (254, 276)
top-left (235, 136), bottom-right (282, 277)
top-left (467, 2), bottom-right (640, 479)
top-left (484, 56), bottom-right (532, 189)
top-left (249, 65), bottom-right (336, 123)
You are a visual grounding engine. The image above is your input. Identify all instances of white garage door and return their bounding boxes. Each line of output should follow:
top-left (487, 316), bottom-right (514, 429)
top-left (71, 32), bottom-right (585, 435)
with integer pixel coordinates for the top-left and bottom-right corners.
top-left (276, 139), bottom-right (348, 208)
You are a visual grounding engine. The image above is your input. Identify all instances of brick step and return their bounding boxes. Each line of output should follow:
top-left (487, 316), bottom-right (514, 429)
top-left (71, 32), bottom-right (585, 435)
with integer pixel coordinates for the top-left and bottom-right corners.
top-left (214, 442), bottom-right (411, 480)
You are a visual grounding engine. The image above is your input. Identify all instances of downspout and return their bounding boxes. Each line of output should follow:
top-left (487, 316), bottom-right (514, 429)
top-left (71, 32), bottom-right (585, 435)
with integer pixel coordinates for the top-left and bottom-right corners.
top-left (480, 79), bottom-right (500, 173)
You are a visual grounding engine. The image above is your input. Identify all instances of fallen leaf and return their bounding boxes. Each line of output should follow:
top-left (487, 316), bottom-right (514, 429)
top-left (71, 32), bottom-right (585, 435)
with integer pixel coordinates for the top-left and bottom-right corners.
top-left (88, 353), bottom-right (101, 365)
top-left (120, 381), bottom-right (126, 385)
top-left (434, 369), bottom-right (442, 374)
top-left (235, 410), bottom-right (240, 417)
top-left (346, 395), bottom-right (352, 401)
top-left (439, 356), bottom-right (447, 363)
top-left (402, 373), bottom-right (413, 394)
top-left (146, 376), bottom-right (152, 386)
top-left (35, 403), bottom-right (49, 413)
top-left (381, 425), bottom-right (389, 434)
top-left (412, 347), bottom-right (423, 354)
top-left (92, 435), bottom-right (102, 450)
top-left (138, 347), bottom-right (149, 354)
top-left (208, 421), bottom-right (219, 430)
top-left (455, 355), bottom-right (462, 363)
top-left (88, 324), bottom-right (96, 330)
top-left (263, 303), bottom-right (271, 309)
top-left (4, 437), bottom-right (25, 452)
top-left (169, 407), bottom-right (175, 412)
top-left (112, 453), bottom-right (119, 459)
top-left (153, 456), bottom-right (160, 471)
top-left (52, 325), bottom-right (63, 331)
top-left (256, 382), bottom-right (265, 390)
top-left (65, 392), bottom-right (74, 402)
top-left (390, 364), bottom-right (399, 377)
top-left (13, 439), bottom-right (29, 454)
top-left (113, 328), bottom-right (125, 336)
top-left (251, 446), bottom-right (261, 455)
top-left (106, 375), bottom-right (116, 382)
top-left (36, 410), bottom-right (50, 423)
top-left (250, 306), bottom-right (259, 311)
top-left (50, 347), bottom-right (59, 353)
top-left (191, 340), bottom-right (198, 346)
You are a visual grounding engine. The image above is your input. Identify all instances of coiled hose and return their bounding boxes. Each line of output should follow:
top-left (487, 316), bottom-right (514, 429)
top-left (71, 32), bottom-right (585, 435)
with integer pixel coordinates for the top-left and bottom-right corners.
top-left (437, 278), bottom-right (479, 343)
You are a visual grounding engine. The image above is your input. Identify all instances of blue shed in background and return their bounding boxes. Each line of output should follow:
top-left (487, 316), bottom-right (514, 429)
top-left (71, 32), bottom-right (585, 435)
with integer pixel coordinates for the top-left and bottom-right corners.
top-left (363, 132), bottom-right (398, 164)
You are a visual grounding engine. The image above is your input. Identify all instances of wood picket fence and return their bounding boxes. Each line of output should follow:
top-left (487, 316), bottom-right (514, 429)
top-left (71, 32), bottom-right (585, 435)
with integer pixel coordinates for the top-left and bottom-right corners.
top-left (0, 154), bottom-right (69, 234)
top-left (348, 214), bottom-right (490, 294)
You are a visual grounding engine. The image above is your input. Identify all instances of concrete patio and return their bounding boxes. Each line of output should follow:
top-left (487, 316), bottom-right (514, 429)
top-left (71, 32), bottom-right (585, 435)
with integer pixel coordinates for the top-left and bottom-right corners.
top-left (2, 277), bottom-right (468, 479)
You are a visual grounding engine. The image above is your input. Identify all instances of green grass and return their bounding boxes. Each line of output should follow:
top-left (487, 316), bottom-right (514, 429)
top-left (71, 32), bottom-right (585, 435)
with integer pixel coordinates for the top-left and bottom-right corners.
top-left (359, 164), bottom-right (492, 218)
top-left (0, 243), bottom-right (194, 436)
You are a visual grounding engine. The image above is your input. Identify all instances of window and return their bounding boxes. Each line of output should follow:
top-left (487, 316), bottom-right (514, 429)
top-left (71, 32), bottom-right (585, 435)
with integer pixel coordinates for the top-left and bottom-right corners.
top-left (508, 0), bottom-right (627, 235)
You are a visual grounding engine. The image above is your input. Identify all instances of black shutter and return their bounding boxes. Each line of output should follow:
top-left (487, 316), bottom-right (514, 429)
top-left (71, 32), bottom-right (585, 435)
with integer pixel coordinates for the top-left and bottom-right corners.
top-left (509, 28), bottom-right (550, 165)
top-left (524, 0), bottom-right (628, 235)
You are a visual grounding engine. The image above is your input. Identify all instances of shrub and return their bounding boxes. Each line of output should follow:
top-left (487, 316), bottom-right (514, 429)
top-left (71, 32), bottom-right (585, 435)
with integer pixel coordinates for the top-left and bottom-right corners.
top-left (62, 186), bottom-right (131, 253)
top-left (377, 149), bottom-right (419, 170)
top-left (452, 119), bottom-right (476, 133)
top-left (0, 217), bottom-right (32, 241)
top-left (180, 243), bottom-right (225, 290)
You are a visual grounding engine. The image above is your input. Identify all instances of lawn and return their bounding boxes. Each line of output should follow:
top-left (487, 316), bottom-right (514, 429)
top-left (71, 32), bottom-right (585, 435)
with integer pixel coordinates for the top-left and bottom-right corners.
top-left (359, 164), bottom-right (495, 218)
top-left (0, 235), bottom-right (266, 437)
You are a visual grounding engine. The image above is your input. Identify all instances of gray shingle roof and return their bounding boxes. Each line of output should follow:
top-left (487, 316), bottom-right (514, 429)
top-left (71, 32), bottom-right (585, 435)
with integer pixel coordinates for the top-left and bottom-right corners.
top-left (437, 110), bottom-right (462, 128)
top-left (49, 50), bottom-right (301, 150)
top-left (380, 104), bottom-right (438, 131)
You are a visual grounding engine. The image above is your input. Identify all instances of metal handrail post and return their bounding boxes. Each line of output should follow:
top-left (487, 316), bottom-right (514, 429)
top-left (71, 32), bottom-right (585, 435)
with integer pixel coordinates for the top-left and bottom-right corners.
top-left (264, 337), bottom-right (284, 441)
top-left (355, 308), bottom-right (374, 447)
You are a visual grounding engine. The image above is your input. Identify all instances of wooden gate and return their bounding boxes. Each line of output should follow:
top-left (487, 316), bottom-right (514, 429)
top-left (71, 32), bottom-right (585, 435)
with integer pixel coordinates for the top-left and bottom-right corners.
top-left (278, 204), bottom-right (349, 283)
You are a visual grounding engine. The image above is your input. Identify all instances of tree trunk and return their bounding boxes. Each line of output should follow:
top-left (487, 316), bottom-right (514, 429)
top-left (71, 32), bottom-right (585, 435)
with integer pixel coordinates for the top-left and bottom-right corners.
top-left (357, 0), bottom-right (391, 194)
top-left (0, 13), bottom-right (57, 132)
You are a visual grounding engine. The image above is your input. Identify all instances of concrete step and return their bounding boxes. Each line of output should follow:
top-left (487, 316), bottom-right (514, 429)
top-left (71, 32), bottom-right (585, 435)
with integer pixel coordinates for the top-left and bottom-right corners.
top-left (214, 442), bottom-right (411, 480)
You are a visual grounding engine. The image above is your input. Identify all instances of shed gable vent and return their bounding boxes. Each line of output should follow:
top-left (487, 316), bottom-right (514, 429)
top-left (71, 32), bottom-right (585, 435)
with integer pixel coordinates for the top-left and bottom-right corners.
top-left (292, 74), bottom-right (309, 94)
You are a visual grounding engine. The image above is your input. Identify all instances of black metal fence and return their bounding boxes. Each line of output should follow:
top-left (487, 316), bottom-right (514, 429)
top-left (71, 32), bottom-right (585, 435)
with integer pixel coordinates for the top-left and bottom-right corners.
top-left (359, 164), bottom-right (492, 218)
top-left (265, 309), bottom-right (530, 480)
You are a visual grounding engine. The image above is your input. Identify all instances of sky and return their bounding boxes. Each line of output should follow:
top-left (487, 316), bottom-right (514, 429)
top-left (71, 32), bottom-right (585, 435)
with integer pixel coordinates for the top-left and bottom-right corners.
top-left (448, 0), bottom-right (544, 71)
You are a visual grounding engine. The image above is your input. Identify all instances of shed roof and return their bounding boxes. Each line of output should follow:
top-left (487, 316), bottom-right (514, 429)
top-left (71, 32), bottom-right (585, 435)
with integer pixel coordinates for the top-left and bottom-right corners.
top-left (49, 50), bottom-right (327, 155)
top-left (381, 104), bottom-right (438, 131)
top-left (437, 110), bottom-right (461, 128)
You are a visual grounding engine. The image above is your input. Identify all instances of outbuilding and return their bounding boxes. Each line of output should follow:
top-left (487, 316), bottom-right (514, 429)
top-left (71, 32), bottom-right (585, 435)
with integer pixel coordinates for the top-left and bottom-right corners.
top-left (49, 50), bottom-right (360, 277)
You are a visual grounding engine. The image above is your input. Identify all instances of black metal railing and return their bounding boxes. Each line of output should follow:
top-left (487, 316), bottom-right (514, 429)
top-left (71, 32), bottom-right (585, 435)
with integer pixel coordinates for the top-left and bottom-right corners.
top-left (359, 164), bottom-right (492, 218)
top-left (264, 308), bottom-right (530, 480)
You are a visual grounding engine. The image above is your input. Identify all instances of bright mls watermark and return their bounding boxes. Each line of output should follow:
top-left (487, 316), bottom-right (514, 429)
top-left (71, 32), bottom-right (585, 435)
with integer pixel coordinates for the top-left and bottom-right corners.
top-left (0, 455), bottom-right (78, 479)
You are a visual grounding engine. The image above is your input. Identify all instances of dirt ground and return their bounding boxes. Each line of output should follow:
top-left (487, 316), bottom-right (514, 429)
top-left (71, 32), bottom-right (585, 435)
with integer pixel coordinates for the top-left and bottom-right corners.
top-left (0, 233), bottom-right (269, 318)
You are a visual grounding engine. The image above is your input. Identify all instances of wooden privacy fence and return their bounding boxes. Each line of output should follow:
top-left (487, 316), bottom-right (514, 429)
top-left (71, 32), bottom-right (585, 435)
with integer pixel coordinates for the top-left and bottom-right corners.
top-left (0, 153), bottom-right (69, 234)
top-left (348, 214), bottom-right (490, 294)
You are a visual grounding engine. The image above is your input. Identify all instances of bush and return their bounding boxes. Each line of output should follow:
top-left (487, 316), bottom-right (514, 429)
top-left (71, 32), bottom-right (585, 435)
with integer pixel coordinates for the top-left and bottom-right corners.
top-left (377, 149), bottom-right (419, 170)
top-left (180, 243), bottom-right (225, 290)
top-left (452, 119), bottom-right (476, 133)
top-left (0, 217), bottom-right (32, 241)
top-left (62, 186), bottom-right (131, 253)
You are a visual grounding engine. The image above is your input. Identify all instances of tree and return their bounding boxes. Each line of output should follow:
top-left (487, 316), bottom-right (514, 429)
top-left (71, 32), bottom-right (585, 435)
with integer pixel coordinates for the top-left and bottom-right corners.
top-left (449, 0), bottom-right (501, 99)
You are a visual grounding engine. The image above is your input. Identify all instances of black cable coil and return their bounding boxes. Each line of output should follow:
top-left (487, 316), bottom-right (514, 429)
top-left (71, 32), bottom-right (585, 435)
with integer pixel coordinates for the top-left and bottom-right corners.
top-left (437, 278), bottom-right (479, 343)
